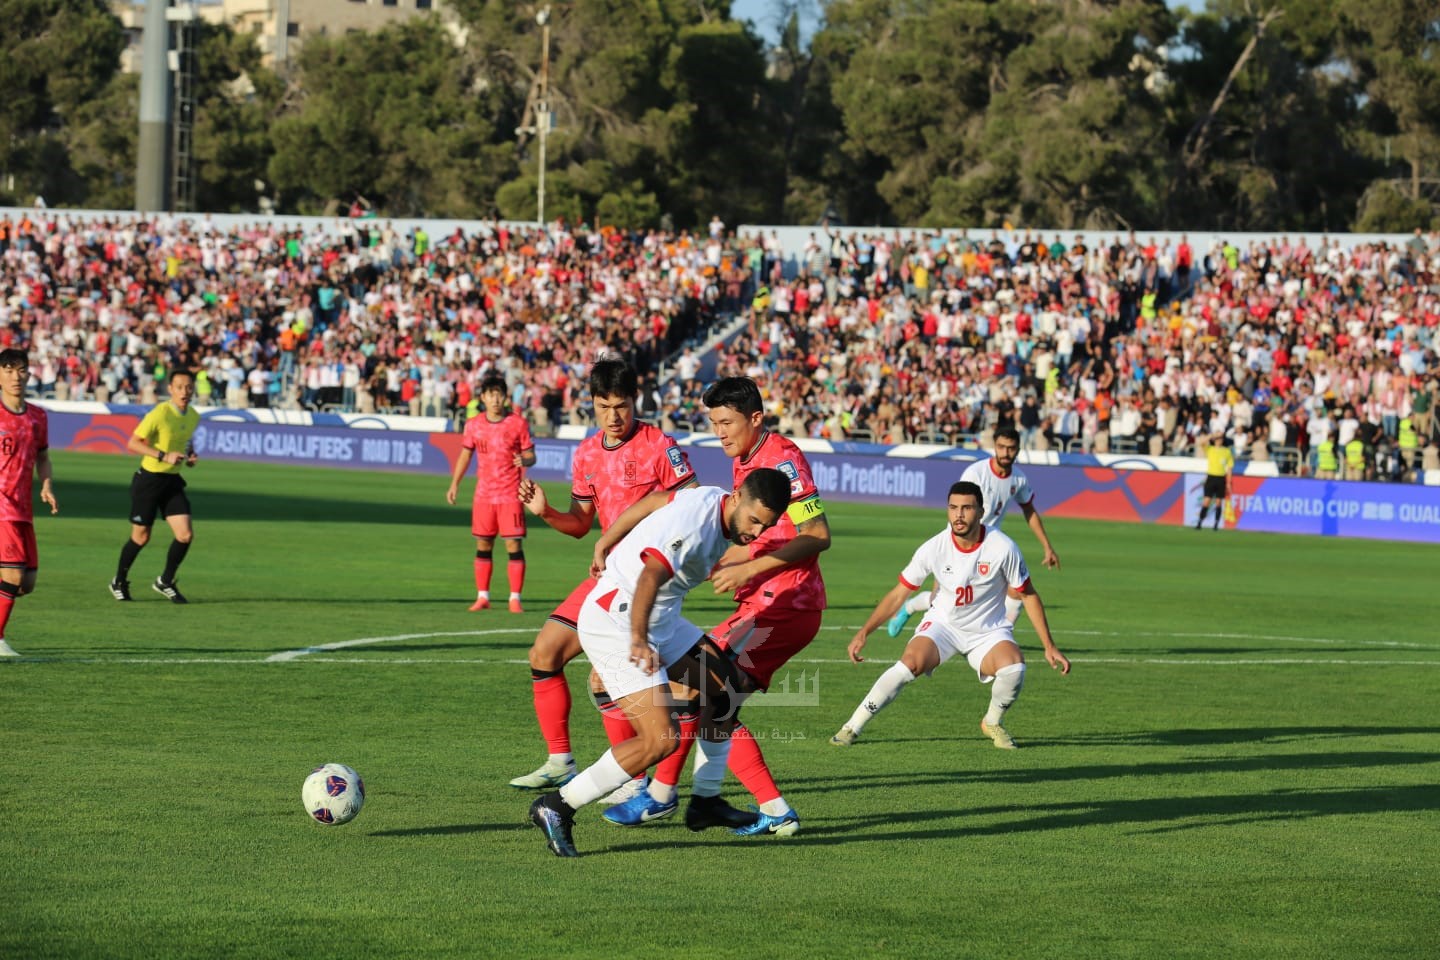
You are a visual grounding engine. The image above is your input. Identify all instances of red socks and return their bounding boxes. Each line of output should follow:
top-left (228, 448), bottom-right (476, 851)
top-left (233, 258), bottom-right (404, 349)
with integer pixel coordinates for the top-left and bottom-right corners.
top-left (727, 724), bottom-right (781, 804)
top-left (531, 674), bottom-right (571, 755)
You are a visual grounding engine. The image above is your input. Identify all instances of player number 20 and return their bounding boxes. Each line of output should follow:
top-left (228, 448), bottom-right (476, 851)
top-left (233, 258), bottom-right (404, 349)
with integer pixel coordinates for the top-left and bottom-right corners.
top-left (953, 585), bottom-right (974, 607)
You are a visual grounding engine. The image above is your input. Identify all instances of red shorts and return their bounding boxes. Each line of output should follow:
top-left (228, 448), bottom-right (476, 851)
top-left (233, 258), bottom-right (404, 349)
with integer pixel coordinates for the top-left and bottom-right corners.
top-left (472, 498), bottom-right (526, 539)
top-left (0, 521), bottom-right (38, 570)
top-left (712, 605), bottom-right (824, 690)
top-left (548, 577), bottom-right (598, 630)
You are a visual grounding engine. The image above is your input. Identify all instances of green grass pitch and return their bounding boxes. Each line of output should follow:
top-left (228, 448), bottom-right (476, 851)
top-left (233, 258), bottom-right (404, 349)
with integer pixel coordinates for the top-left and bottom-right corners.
top-left (3, 451), bottom-right (1438, 959)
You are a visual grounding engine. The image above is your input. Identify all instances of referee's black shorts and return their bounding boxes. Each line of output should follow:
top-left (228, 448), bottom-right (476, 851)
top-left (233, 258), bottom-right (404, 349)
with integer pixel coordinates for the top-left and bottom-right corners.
top-left (1202, 474), bottom-right (1227, 499)
top-left (129, 469), bottom-right (191, 527)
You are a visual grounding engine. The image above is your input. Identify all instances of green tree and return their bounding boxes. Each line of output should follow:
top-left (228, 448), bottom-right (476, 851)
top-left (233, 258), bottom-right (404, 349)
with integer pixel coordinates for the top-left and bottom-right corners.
top-left (193, 22), bottom-right (284, 212)
top-left (269, 17), bottom-right (512, 216)
top-left (0, 0), bottom-right (125, 205)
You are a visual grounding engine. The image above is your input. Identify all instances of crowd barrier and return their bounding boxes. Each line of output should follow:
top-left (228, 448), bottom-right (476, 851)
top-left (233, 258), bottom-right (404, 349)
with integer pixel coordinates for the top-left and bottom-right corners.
top-left (40, 402), bottom-right (1440, 545)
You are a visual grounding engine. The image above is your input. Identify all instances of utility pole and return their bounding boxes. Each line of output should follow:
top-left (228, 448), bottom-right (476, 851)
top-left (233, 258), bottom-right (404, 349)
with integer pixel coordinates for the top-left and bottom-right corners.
top-left (135, 0), bottom-right (172, 211)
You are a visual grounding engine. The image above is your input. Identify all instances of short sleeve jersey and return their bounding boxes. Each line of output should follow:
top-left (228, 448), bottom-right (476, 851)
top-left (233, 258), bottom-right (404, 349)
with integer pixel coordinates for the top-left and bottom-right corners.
top-left (599, 486), bottom-right (732, 615)
top-left (134, 402), bottom-right (200, 475)
top-left (0, 402), bottom-right (47, 522)
top-left (462, 412), bottom-right (534, 502)
top-left (1205, 445), bottom-right (1235, 478)
top-left (570, 422), bottom-right (695, 532)
top-left (732, 430), bottom-right (826, 611)
top-left (900, 527), bottom-right (1030, 634)
top-left (960, 457), bottom-right (1034, 532)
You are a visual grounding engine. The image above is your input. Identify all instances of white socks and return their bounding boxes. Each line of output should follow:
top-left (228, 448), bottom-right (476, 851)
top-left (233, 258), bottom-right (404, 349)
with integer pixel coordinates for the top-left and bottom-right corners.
top-left (558, 749), bottom-right (630, 809)
top-left (983, 663), bottom-right (1026, 725)
top-left (547, 752), bottom-right (574, 768)
top-left (904, 593), bottom-right (930, 615)
top-left (846, 662), bottom-right (916, 733)
top-left (1004, 594), bottom-right (1022, 624)
top-left (691, 737), bottom-right (732, 798)
top-left (759, 798), bottom-right (791, 816)
top-left (647, 779), bottom-right (677, 804)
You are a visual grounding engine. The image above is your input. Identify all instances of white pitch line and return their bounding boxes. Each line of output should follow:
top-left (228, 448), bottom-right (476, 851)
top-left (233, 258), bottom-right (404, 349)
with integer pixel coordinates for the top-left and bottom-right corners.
top-left (1062, 629), bottom-right (1437, 650)
top-left (265, 629), bottom-right (531, 662)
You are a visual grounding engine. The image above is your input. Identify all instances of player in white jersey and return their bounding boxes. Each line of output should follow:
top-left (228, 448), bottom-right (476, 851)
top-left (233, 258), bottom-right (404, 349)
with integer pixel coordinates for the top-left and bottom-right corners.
top-left (832, 480), bottom-right (1070, 750)
top-left (887, 425), bottom-right (1060, 636)
top-left (527, 469), bottom-right (792, 857)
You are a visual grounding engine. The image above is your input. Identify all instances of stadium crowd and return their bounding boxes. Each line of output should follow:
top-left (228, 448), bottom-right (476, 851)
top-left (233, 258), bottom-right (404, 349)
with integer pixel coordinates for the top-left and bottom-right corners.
top-left (2, 207), bottom-right (1438, 481)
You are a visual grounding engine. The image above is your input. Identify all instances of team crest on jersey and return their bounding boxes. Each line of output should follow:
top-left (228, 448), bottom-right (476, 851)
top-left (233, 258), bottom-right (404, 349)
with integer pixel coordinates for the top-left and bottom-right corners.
top-left (775, 459), bottom-right (803, 495)
top-left (978, 562), bottom-right (991, 576)
top-left (666, 445), bottom-right (687, 478)
top-left (624, 460), bottom-right (637, 482)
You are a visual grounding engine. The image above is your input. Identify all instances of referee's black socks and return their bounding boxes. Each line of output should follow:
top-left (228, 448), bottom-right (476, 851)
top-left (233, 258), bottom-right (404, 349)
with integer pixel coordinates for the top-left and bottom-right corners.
top-left (117, 538), bottom-right (144, 580)
top-left (162, 539), bottom-right (191, 583)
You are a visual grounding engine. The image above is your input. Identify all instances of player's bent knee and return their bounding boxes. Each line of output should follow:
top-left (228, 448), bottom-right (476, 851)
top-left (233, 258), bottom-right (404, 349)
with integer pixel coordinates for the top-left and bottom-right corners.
top-left (529, 625), bottom-right (580, 670)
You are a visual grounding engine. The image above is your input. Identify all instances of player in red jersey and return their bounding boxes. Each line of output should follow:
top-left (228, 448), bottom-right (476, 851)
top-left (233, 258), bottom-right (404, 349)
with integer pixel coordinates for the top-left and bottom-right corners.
top-left (0, 349), bottom-right (59, 658)
top-left (601, 376), bottom-right (830, 836)
top-left (509, 359), bottom-right (697, 790)
top-left (446, 375), bottom-right (536, 613)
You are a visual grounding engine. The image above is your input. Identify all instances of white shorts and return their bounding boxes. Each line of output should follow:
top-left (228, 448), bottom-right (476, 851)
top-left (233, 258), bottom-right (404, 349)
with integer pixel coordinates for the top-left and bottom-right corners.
top-left (911, 617), bottom-right (1016, 683)
top-left (577, 583), bottom-right (705, 701)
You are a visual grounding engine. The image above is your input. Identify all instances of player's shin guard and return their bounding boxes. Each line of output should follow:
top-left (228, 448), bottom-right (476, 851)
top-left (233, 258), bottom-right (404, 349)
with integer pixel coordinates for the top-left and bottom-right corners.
top-left (727, 724), bottom-right (782, 806)
top-left (0, 581), bottom-right (19, 637)
top-left (117, 538), bottom-right (144, 580)
top-left (474, 550), bottom-right (493, 594)
top-left (558, 750), bottom-right (630, 810)
top-left (692, 737), bottom-right (732, 798)
top-left (507, 551), bottom-right (525, 596)
top-left (531, 668), bottom-right (573, 757)
top-left (162, 538), bottom-right (191, 583)
top-left (984, 663), bottom-right (1026, 725)
top-left (846, 662), bottom-right (916, 734)
top-left (594, 689), bottom-right (637, 746)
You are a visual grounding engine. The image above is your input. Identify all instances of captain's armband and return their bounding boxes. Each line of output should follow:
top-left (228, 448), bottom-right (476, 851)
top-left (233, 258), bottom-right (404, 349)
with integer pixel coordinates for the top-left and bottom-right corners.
top-left (787, 495), bottom-right (826, 525)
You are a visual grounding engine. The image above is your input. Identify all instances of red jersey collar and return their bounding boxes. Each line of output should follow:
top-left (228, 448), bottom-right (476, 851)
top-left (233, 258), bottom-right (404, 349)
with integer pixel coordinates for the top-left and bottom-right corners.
top-left (953, 526), bottom-right (986, 553)
top-left (988, 457), bottom-right (1011, 479)
top-left (739, 428), bottom-right (770, 465)
top-left (601, 420), bottom-right (641, 451)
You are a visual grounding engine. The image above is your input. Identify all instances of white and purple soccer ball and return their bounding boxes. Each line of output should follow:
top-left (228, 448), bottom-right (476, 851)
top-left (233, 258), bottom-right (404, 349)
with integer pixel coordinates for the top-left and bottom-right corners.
top-left (302, 763), bottom-right (365, 825)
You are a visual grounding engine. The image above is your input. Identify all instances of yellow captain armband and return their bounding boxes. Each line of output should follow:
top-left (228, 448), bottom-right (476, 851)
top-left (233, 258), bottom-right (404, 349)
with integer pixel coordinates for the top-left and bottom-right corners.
top-left (787, 495), bottom-right (826, 524)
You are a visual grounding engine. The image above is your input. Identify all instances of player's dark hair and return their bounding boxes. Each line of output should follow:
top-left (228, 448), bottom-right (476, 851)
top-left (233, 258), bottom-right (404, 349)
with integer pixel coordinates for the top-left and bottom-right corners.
top-left (0, 348), bottom-right (28, 370)
top-left (479, 374), bottom-right (508, 395)
top-left (168, 368), bottom-right (194, 384)
top-left (739, 467), bottom-right (792, 516)
top-left (589, 358), bottom-right (637, 399)
top-left (703, 376), bottom-right (763, 416)
top-left (949, 480), bottom-right (984, 512)
top-left (993, 425), bottom-right (1020, 444)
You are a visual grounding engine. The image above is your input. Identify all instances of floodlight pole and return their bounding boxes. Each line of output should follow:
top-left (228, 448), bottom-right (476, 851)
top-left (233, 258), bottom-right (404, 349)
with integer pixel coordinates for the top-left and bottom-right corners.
top-left (536, 6), bottom-right (551, 227)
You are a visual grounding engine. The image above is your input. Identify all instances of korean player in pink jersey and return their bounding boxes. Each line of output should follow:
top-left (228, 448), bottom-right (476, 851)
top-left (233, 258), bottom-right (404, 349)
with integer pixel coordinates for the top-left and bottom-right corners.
top-left (0, 350), bottom-right (59, 658)
top-left (602, 376), bottom-right (830, 837)
top-left (446, 375), bottom-right (536, 613)
top-left (510, 359), bottom-right (697, 791)
top-left (831, 480), bottom-right (1069, 751)
top-left (527, 469), bottom-right (792, 857)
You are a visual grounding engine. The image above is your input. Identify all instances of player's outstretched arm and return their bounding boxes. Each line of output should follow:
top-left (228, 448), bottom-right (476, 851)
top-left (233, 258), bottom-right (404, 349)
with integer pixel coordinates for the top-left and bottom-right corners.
top-left (712, 511), bottom-right (831, 593)
top-left (1019, 585), bottom-right (1069, 674)
top-left (591, 491), bottom-right (671, 572)
top-left (847, 581), bottom-right (915, 663)
top-left (519, 479), bottom-right (596, 538)
top-left (1020, 501), bottom-right (1060, 570)
top-left (445, 448), bottom-right (474, 505)
top-left (36, 448), bottom-right (57, 515)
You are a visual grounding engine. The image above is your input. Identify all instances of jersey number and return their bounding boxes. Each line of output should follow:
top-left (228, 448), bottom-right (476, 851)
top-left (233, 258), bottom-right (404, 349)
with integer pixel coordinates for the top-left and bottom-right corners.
top-left (953, 585), bottom-right (974, 607)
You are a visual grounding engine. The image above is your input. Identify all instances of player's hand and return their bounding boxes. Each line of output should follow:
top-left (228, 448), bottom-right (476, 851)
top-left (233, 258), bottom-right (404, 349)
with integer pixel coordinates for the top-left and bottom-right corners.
top-left (847, 631), bottom-right (869, 663)
top-left (519, 479), bottom-right (547, 515)
top-left (629, 638), bottom-right (660, 675)
top-left (184, 453), bottom-right (199, 468)
top-left (710, 561), bottom-right (755, 595)
top-left (40, 484), bottom-right (58, 515)
top-left (1045, 646), bottom-right (1071, 675)
top-left (1042, 548), bottom-right (1060, 570)
top-left (590, 543), bottom-right (608, 579)
top-left (445, 485), bottom-right (458, 506)
top-left (512, 452), bottom-right (528, 470)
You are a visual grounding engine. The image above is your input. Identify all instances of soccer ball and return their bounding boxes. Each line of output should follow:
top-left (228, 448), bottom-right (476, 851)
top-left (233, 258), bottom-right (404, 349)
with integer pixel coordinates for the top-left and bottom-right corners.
top-left (302, 763), bottom-right (365, 825)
